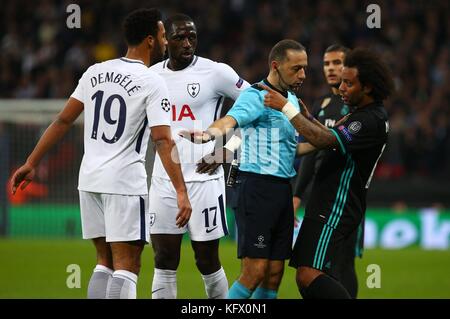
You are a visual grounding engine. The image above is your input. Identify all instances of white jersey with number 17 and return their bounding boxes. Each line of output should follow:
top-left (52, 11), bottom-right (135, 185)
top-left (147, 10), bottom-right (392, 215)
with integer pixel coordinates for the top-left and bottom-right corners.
top-left (71, 57), bottom-right (171, 195)
top-left (150, 56), bottom-right (250, 182)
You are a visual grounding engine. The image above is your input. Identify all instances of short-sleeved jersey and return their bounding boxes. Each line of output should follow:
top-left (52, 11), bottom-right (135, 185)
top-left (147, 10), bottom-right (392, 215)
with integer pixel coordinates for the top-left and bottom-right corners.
top-left (306, 102), bottom-right (389, 226)
top-left (227, 79), bottom-right (300, 179)
top-left (150, 56), bottom-right (250, 182)
top-left (71, 57), bottom-right (171, 195)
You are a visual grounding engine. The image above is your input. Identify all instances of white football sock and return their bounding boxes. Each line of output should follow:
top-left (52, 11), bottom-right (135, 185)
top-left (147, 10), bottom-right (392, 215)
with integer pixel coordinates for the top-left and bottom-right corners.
top-left (107, 270), bottom-right (138, 299)
top-left (87, 264), bottom-right (113, 299)
top-left (151, 268), bottom-right (177, 299)
top-left (201, 267), bottom-right (228, 299)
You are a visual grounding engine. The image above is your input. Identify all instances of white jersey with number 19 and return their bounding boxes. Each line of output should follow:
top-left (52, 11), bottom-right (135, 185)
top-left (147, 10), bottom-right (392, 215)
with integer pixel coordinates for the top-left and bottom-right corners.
top-left (71, 57), bottom-right (171, 195)
top-left (150, 56), bottom-right (250, 182)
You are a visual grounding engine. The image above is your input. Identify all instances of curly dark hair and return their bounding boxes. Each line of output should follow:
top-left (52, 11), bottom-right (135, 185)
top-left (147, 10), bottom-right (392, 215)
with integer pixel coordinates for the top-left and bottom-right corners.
top-left (344, 48), bottom-right (395, 101)
top-left (122, 8), bottom-right (162, 46)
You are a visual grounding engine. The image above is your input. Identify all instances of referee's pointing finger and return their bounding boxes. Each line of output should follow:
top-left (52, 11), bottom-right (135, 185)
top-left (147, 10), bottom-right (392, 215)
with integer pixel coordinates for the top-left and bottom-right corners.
top-left (257, 83), bottom-right (273, 92)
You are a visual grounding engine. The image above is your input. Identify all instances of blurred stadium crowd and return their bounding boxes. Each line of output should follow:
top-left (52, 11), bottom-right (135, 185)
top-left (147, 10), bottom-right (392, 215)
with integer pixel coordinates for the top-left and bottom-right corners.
top-left (0, 0), bottom-right (449, 180)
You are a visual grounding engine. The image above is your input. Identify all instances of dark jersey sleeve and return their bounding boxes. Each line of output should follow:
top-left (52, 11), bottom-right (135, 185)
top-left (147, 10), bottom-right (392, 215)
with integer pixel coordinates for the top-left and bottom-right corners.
top-left (310, 99), bottom-right (322, 118)
top-left (330, 110), bottom-right (387, 155)
top-left (294, 152), bottom-right (316, 199)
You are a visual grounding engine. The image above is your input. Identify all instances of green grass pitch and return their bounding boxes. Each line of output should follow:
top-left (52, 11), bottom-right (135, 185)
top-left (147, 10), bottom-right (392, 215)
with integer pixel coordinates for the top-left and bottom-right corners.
top-left (0, 239), bottom-right (449, 298)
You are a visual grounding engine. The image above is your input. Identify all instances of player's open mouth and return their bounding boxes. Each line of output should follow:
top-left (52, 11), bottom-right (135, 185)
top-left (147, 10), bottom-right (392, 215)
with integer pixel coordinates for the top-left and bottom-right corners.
top-left (181, 52), bottom-right (193, 58)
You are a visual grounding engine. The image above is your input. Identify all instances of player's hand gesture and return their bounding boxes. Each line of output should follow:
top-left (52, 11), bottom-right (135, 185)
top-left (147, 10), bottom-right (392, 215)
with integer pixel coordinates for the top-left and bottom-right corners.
top-left (175, 190), bottom-right (192, 228)
top-left (178, 130), bottom-right (213, 144)
top-left (298, 98), bottom-right (312, 120)
top-left (258, 84), bottom-right (288, 111)
top-left (11, 162), bottom-right (36, 195)
top-left (334, 114), bottom-right (351, 127)
top-left (196, 148), bottom-right (233, 175)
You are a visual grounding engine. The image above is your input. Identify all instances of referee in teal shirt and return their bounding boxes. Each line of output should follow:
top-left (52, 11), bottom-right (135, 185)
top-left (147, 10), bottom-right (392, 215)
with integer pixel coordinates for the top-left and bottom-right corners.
top-left (194, 40), bottom-right (308, 299)
top-left (227, 78), bottom-right (299, 179)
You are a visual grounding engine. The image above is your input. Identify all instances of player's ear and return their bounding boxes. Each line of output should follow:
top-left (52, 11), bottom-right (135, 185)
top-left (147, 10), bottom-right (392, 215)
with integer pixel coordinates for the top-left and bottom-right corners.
top-left (271, 60), bottom-right (279, 71)
top-left (146, 35), bottom-right (154, 48)
top-left (363, 85), bottom-right (372, 95)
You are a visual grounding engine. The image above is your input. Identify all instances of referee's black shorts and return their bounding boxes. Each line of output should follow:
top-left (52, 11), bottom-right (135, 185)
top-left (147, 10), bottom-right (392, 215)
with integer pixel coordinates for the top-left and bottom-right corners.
top-left (234, 171), bottom-right (294, 260)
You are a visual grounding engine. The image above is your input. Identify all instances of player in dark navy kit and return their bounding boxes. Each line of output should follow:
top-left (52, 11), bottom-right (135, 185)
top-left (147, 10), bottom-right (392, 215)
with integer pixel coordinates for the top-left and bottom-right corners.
top-left (293, 44), bottom-right (363, 298)
top-left (260, 48), bottom-right (394, 299)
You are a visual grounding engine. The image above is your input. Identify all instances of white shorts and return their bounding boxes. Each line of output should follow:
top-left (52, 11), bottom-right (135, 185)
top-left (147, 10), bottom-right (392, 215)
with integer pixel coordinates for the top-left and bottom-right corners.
top-left (79, 191), bottom-right (149, 243)
top-left (149, 176), bottom-right (228, 241)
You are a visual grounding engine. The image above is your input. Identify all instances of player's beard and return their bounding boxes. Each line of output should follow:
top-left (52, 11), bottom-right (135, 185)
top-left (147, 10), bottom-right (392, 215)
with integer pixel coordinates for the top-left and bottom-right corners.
top-left (347, 91), bottom-right (365, 107)
top-left (149, 41), bottom-right (165, 66)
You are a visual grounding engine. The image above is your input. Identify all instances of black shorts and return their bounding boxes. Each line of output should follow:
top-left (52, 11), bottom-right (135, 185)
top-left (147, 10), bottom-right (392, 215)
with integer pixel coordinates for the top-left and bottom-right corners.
top-left (289, 214), bottom-right (362, 274)
top-left (355, 219), bottom-right (364, 258)
top-left (234, 171), bottom-right (294, 260)
top-left (328, 219), bottom-right (364, 279)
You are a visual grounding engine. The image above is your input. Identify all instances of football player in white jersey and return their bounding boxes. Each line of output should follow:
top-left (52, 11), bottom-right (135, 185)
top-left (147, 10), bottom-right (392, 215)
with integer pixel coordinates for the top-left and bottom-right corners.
top-left (149, 14), bottom-right (250, 299)
top-left (10, 9), bottom-right (191, 299)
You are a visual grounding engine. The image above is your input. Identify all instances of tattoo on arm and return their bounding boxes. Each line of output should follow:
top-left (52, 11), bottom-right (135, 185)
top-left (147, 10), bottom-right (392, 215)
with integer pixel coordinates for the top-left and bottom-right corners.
top-left (153, 139), bottom-right (165, 148)
top-left (290, 113), bottom-right (337, 149)
top-left (311, 118), bottom-right (329, 130)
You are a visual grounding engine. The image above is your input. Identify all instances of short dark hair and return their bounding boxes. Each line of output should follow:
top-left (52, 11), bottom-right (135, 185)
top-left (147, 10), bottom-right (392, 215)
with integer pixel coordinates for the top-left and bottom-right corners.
top-left (123, 8), bottom-right (162, 46)
top-left (165, 13), bottom-right (194, 34)
top-left (325, 44), bottom-right (350, 55)
top-left (268, 39), bottom-right (306, 67)
top-left (344, 48), bottom-right (395, 101)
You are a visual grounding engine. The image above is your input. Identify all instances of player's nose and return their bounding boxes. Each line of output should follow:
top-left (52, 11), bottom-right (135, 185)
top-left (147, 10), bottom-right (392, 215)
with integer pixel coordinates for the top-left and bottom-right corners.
top-left (182, 37), bottom-right (192, 48)
top-left (298, 69), bottom-right (306, 80)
